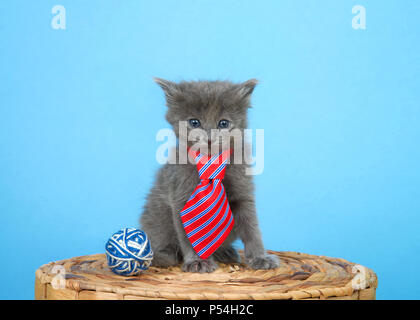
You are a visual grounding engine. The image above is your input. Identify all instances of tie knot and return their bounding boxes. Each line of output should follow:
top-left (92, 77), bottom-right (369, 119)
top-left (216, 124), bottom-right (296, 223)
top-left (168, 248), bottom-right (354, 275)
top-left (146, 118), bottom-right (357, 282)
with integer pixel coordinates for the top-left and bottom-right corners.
top-left (190, 149), bottom-right (230, 180)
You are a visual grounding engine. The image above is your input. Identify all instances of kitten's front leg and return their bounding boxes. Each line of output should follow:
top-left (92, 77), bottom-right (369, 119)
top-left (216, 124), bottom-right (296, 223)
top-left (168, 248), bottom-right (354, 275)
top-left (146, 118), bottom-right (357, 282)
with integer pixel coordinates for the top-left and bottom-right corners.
top-left (170, 198), bottom-right (218, 273)
top-left (233, 200), bottom-right (280, 270)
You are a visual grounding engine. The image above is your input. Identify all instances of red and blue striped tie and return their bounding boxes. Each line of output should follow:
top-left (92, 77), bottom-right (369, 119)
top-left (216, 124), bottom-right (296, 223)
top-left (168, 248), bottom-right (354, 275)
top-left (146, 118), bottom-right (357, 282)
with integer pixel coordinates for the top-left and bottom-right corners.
top-left (180, 149), bottom-right (234, 259)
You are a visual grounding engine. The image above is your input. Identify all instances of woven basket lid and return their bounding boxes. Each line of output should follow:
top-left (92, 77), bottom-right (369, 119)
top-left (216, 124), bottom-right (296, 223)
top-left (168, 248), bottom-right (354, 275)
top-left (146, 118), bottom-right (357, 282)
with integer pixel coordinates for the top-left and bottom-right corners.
top-left (35, 250), bottom-right (378, 300)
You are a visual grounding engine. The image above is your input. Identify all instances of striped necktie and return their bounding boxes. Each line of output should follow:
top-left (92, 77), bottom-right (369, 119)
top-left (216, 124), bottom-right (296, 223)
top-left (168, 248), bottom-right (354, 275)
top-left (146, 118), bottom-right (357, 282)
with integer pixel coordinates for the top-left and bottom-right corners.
top-left (179, 148), bottom-right (234, 259)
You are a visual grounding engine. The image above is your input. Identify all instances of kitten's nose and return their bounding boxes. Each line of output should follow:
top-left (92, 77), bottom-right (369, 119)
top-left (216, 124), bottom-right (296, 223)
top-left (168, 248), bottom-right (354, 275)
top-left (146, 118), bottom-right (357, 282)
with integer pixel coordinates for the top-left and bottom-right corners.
top-left (204, 129), bottom-right (213, 143)
top-left (208, 130), bottom-right (220, 143)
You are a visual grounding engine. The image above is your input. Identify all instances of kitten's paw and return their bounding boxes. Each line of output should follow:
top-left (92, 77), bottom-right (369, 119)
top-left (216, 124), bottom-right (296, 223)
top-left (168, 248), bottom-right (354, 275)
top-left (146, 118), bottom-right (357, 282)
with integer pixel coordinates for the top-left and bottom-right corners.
top-left (182, 259), bottom-right (218, 273)
top-left (247, 254), bottom-right (280, 270)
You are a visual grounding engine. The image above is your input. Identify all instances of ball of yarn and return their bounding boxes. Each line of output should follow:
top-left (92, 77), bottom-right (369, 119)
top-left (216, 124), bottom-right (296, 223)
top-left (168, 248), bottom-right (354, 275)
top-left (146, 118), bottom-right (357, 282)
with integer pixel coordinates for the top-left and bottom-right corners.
top-left (105, 228), bottom-right (153, 276)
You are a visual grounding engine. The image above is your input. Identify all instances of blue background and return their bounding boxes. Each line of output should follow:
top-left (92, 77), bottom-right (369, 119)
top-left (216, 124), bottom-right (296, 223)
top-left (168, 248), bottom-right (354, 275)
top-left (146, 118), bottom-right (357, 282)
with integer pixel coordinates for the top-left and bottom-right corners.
top-left (1, 0), bottom-right (419, 300)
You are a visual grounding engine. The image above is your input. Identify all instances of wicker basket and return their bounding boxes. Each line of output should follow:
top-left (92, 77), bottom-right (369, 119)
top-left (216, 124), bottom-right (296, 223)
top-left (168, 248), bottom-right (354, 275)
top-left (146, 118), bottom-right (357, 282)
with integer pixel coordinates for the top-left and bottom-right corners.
top-left (35, 250), bottom-right (377, 300)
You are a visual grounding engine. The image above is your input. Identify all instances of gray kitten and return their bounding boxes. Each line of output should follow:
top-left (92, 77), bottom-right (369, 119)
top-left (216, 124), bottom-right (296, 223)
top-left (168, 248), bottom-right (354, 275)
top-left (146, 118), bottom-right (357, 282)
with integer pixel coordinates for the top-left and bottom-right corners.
top-left (139, 78), bottom-right (280, 273)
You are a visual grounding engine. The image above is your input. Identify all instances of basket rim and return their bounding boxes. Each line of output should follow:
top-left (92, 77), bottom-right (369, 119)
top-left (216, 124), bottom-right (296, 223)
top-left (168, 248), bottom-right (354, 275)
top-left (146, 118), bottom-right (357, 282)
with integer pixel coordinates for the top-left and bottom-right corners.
top-left (35, 250), bottom-right (378, 300)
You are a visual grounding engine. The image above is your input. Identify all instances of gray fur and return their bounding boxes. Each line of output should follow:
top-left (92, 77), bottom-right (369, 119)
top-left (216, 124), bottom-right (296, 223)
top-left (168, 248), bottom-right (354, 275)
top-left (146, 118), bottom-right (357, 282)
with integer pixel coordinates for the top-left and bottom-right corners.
top-left (139, 78), bottom-right (280, 273)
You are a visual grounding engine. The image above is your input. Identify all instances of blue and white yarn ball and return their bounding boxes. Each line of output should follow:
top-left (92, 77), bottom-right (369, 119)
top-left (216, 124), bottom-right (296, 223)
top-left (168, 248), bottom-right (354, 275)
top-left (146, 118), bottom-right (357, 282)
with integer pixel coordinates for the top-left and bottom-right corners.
top-left (105, 228), bottom-right (153, 276)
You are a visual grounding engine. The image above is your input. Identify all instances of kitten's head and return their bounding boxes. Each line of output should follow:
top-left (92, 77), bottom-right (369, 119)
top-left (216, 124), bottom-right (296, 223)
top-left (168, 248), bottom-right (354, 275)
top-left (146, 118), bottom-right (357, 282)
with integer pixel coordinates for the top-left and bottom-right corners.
top-left (155, 78), bottom-right (257, 155)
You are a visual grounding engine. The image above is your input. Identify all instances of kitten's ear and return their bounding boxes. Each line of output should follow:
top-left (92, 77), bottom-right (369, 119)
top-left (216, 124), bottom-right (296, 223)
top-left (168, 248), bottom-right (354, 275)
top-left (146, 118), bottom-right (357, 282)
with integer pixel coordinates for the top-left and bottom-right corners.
top-left (154, 77), bottom-right (180, 105)
top-left (236, 79), bottom-right (258, 101)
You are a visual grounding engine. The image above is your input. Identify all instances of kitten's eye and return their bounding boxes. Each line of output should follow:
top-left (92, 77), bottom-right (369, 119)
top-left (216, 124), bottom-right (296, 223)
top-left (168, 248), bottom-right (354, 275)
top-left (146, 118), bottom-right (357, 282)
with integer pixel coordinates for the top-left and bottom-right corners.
top-left (189, 119), bottom-right (201, 128)
top-left (218, 119), bottom-right (230, 129)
